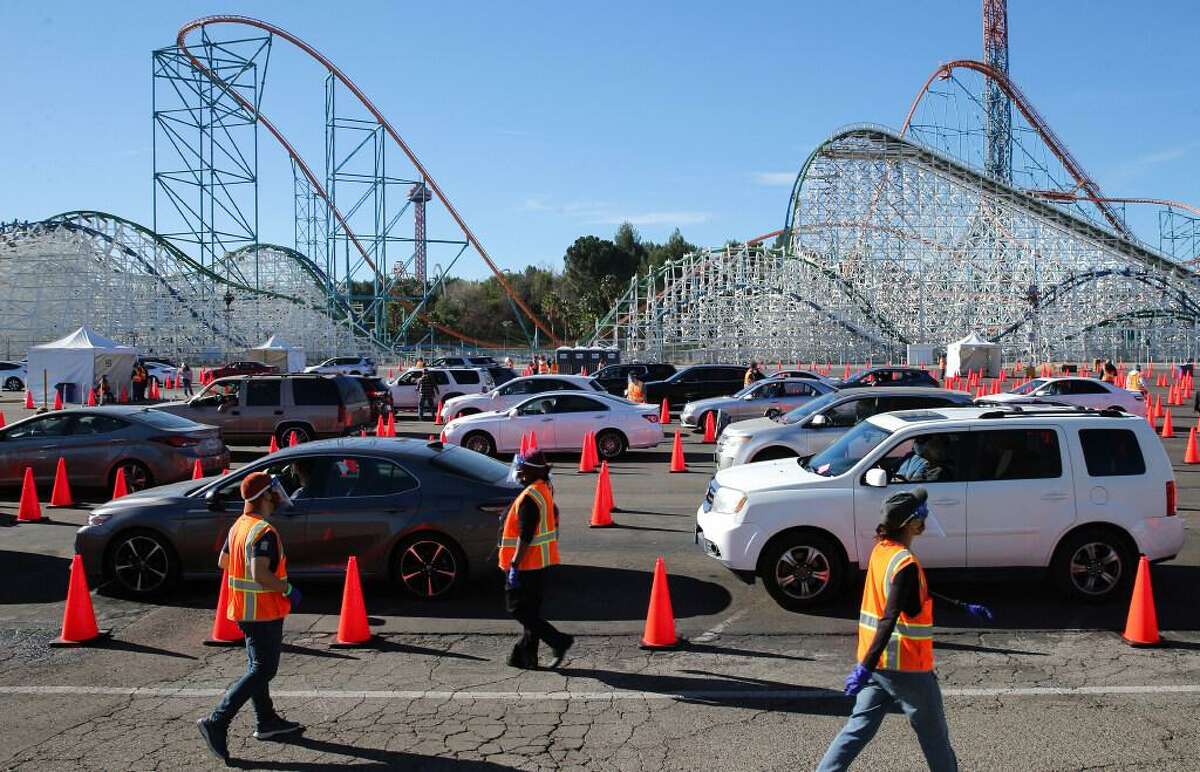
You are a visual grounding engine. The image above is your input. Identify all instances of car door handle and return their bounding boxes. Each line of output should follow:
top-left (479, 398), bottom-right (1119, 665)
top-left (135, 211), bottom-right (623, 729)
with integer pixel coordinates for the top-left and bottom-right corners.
top-left (930, 498), bottom-right (960, 506)
top-left (1041, 493), bottom-right (1070, 501)
top-left (540, 417), bottom-right (553, 422)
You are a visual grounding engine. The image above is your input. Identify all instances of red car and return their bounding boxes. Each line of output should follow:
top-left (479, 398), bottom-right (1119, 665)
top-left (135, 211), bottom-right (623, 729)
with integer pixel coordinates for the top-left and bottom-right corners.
top-left (209, 360), bottom-right (278, 379)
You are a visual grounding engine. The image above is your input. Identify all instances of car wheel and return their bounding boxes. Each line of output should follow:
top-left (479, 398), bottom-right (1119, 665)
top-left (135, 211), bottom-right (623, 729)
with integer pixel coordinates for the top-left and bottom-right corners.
top-left (3, 376), bottom-right (22, 391)
top-left (276, 425), bottom-right (312, 446)
top-left (595, 429), bottom-right (627, 460)
top-left (105, 530), bottom-right (178, 597)
top-left (1052, 527), bottom-right (1135, 602)
top-left (392, 532), bottom-right (466, 600)
top-left (693, 411), bottom-right (715, 434)
top-left (760, 531), bottom-right (845, 611)
top-left (751, 446), bottom-right (798, 463)
top-left (764, 408), bottom-right (783, 420)
top-left (111, 460), bottom-right (153, 493)
top-left (462, 431), bottom-right (496, 456)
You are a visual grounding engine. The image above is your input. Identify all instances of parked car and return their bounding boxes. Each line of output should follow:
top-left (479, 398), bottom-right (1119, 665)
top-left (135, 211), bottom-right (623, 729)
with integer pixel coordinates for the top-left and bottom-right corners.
top-left (681, 377), bottom-right (837, 429)
top-left (443, 391), bottom-right (663, 459)
top-left (151, 374), bottom-right (371, 445)
top-left (439, 374), bottom-right (605, 421)
top-left (304, 356), bottom-right (376, 376)
top-left (643, 365), bottom-right (747, 408)
top-left (591, 363), bottom-right (678, 396)
top-left (714, 387), bottom-right (975, 469)
top-left (75, 438), bottom-right (522, 598)
top-left (352, 376), bottom-right (395, 422)
top-left (0, 406), bottom-right (228, 495)
top-left (982, 377), bottom-right (1147, 417)
top-left (389, 367), bottom-right (494, 411)
top-left (209, 360), bottom-right (278, 379)
top-left (140, 359), bottom-right (179, 386)
top-left (0, 360), bottom-right (28, 391)
top-left (430, 355), bottom-right (496, 368)
top-left (697, 405), bottom-right (1183, 610)
top-left (835, 366), bottom-right (940, 388)
top-left (766, 369), bottom-right (838, 387)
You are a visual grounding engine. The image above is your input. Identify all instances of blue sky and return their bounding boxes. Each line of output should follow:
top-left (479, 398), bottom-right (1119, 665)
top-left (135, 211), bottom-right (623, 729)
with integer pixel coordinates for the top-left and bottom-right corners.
top-left (1, 1), bottom-right (1197, 277)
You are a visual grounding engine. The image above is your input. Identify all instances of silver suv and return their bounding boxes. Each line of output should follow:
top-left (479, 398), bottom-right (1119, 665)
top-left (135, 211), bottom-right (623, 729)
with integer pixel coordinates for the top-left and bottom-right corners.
top-left (152, 374), bottom-right (372, 445)
top-left (715, 387), bottom-right (974, 468)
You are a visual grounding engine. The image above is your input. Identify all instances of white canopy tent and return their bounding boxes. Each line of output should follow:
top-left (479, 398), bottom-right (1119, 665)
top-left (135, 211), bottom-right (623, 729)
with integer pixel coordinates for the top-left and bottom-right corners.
top-left (245, 335), bottom-right (306, 373)
top-left (26, 326), bottom-right (138, 404)
top-left (945, 332), bottom-right (1002, 378)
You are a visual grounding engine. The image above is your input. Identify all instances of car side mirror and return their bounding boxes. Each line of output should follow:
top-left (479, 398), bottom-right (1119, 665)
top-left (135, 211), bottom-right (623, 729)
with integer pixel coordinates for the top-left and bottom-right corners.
top-left (743, 393), bottom-right (756, 400)
top-left (507, 407), bottom-right (518, 417)
top-left (810, 414), bottom-right (829, 427)
top-left (205, 488), bottom-right (224, 511)
top-left (864, 468), bottom-right (888, 488)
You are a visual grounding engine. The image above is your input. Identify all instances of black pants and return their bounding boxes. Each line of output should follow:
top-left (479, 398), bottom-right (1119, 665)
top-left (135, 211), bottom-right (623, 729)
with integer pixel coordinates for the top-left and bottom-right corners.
top-left (505, 568), bottom-right (569, 666)
top-left (210, 619), bottom-right (284, 729)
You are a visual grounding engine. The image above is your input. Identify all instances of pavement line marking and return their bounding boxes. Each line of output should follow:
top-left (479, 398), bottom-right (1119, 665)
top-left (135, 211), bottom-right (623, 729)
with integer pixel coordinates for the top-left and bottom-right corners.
top-left (692, 609), bottom-right (750, 643)
top-left (1, 684), bottom-right (1199, 700)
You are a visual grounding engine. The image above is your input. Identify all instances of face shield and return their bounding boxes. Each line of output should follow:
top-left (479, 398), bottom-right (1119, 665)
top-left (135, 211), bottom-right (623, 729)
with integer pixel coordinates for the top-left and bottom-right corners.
top-left (269, 475), bottom-right (293, 511)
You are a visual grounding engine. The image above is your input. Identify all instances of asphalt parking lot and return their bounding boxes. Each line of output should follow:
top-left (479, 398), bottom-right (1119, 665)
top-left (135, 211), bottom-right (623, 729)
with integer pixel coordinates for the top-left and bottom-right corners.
top-left (1, 381), bottom-right (1198, 770)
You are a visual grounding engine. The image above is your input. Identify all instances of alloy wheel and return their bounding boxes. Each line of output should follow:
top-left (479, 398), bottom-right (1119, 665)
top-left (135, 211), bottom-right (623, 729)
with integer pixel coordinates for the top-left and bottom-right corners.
top-left (3, 377), bottom-right (21, 391)
top-left (774, 545), bottom-right (832, 600)
top-left (398, 539), bottom-right (459, 599)
top-left (112, 535), bottom-right (172, 594)
top-left (118, 462), bottom-right (152, 492)
top-left (1068, 541), bottom-right (1122, 596)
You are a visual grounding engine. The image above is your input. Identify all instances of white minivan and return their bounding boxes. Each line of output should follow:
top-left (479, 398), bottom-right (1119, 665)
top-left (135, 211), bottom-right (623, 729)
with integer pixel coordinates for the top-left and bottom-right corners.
top-left (696, 405), bottom-right (1183, 610)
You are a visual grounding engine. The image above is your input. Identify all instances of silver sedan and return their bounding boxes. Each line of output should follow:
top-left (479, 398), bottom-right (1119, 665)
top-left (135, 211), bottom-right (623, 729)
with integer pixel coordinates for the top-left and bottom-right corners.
top-left (680, 378), bottom-right (836, 429)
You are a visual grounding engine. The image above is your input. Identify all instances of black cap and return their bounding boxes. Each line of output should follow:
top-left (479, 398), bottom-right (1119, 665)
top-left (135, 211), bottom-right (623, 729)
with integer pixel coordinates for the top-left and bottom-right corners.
top-left (517, 450), bottom-right (551, 475)
top-left (880, 487), bottom-right (927, 528)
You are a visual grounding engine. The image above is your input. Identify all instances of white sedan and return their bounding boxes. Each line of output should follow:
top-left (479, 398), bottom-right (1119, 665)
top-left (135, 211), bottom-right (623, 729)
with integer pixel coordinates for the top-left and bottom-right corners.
top-left (983, 376), bottom-right (1147, 416)
top-left (439, 374), bottom-right (604, 421)
top-left (442, 391), bottom-right (664, 459)
top-left (0, 360), bottom-right (27, 391)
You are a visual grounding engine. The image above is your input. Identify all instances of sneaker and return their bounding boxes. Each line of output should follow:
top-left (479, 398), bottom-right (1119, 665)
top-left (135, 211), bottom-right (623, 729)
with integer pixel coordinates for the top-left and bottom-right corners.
top-left (547, 635), bottom-right (575, 669)
top-left (506, 651), bottom-right (537, 670)
top-left (254, 716), bottom-right (305, 740)
top-left (196, 718), bottom-right (229, 762)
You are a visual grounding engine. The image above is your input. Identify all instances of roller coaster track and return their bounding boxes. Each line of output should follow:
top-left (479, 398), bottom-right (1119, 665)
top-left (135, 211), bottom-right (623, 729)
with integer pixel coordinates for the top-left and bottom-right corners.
top-left (177, 16), bottom-right (561, 349)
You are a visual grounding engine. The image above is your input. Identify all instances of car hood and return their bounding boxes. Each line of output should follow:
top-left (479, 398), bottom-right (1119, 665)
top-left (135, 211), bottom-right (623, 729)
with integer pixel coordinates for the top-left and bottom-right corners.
top-left (150, 401), bottom-right (191, 412)
top-left (714, 457), bottom-right (825, 493)
top-left (722, 416), bottom-right (786, 436)
top-left (92, 478), bottom-right (206, 515)
top-left (684, 396), bottom-right (740, 413)
top-left (982, 392), bottom-right (1024, 402)
top-left (445, 409), bottom-right (505, 428)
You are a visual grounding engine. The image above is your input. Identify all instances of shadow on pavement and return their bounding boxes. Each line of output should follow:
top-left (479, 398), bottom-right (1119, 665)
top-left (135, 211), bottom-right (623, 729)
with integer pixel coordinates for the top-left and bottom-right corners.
top-left (231, 735), bottom-right (516, 770)
top-left (370, 637), bottom-right (489, 661)
top-left (682, 641), bottom-right (813, 662)
top-left (97, 637), bottom-right (198, 660)
top-left (0, 550), bottom-right (70, 603)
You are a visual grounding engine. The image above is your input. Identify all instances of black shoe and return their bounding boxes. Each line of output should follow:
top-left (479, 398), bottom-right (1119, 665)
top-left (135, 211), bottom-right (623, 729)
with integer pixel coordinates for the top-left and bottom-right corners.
top-left (506, 652), bottom-right (537, 670)
top-left (547, 635), bottom-right (574, 669)
top-left (254, 716), bottom-right (305, 740)
top-left (196, 718), bottom-right (229, 763)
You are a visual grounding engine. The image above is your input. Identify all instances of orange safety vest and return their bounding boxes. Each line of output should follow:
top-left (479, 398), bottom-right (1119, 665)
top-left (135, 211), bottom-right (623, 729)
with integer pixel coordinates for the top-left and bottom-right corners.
top-left (626, 381), bottom-right (645, 403)
top-left (498, 480), bottom-right (560, 571)
top-left (856, 539), bottom-right (934, 672)
top-left (226, 514), bottom-right (291, 622)
top-left (538, 362), bottom-right (549, 374)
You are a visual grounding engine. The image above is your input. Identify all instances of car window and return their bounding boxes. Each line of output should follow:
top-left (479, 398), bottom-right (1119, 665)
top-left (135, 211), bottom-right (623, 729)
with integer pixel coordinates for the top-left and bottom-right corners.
top-left (678, 369), bottom-right (704, 383)
top-left (199, 381), bottom-right (240, 401)
top-left (430, 446), bottom-right (511, 483)
top-left (451, 369), bottom-right (480, 385)
top-left (1079, 429), bottom-right (1146, 476)
top-left (756, 382), bottom-right (784, 398)
top-left (784, 381), bottom-right (816, 397)
top-left (825, 397), bottom-right (875, 427)
top-left (214, 457), bottom-right (330, 503)
top-left (553, 395), bottom-right (607, 413)
top-left (718, 367), bottom-right (745, 380)
top-left (398, 371), bottom-right (420, 385)
top-left (885, 432), bottom-right (973, 483)
top-left (337, 378), bottom-right (367, 405)
top-left (973, 429), bottom-right (1063, 480)
top-left (292, 378), bottom-right (341, 406)
top-left (433, 371), bottom-right (450, 386)
top-left (246, 380), bottom-right (282, 407)
top-left (807, 420), bottom-right (892, 477)
top-left (74, 415), bottom-right (129, 435)
top-left (517, 396), bottom-right (557, 415)
top-left (318, 456), bottom-right (419, 498)
top-left (535, 379), bottom-right (568, 392)
top-left (1066, 380), bottom-right (1108, 395)
top-left (877, 395), bottom-right (936, 413)
top-left (0, 363), bottom-right (15, 371)
top-left (587, 379), bottom-right (605, 391)
top-left (649, 365), bottom-right (675, 379)
top-left (781, 391), bottom-right (839, 425)
top-left (138, 410), bottom-right (204, 430)
top-left (4, 414), bottom-right (76, 439)
top-left (1038, 382), bottom-right (1064, 396)
top-left (501, 380), bottom-right (534, 396)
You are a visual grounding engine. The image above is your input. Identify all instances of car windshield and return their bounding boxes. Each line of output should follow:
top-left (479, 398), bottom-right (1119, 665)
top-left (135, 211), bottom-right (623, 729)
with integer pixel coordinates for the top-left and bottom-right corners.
top-left (803, 420), bottom-right (892, 477)
top-left (430, 445), bottom-right (511, 483)
top-left (780, 391), bottom-right (840, 425)
top-left (731, 384), bottom-right (758, 398)
top-left (136, 410), bottom-right (205, 430)
top-left (1010, 378), bottom-right (1046, 395)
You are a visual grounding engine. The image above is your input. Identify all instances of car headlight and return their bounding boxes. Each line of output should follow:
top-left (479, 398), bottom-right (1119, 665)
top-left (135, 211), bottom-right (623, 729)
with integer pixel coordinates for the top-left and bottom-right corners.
top-left (718, 434), bottom-right (750, 451)
top-left (87, 512), bottom-right (113, 526)
top-left (711, 487), bottom-right (748, 514)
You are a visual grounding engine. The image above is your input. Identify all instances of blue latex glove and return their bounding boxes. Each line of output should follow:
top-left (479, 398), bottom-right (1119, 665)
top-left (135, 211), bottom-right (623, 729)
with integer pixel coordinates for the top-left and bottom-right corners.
top-left (506, 566), bottom-right (520, 590)
top-left (965, 603), bottom-right (993, 621)
top-left (286, 584), bottom-right (302, 610)
top-left (843, 663), bottom-right (871, 696)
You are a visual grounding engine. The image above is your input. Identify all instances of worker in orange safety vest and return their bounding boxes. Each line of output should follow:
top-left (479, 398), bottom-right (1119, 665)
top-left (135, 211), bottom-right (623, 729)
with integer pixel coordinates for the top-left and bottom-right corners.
top-left (625, 372), bottom-right (645, 403)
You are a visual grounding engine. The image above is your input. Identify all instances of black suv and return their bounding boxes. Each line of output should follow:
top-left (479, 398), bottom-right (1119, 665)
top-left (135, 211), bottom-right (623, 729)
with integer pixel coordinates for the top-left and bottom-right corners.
top-left (431, 355), bottom-right (496, 368)
top-left (643, 364), bottom-right (746, 408)
top-left (838, 366), bottom-right (939, 388)
top-left (592, 363), bottom-right (678, 396)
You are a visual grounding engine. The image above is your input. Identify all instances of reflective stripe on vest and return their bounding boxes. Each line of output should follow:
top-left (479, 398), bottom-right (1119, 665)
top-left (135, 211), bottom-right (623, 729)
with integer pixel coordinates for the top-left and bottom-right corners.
top-left (498, 480), bottom-right (560, 571)
top-left (856, 540), bottom-right (934, 672)
top-left (226, 515), bottom-right (290, 622)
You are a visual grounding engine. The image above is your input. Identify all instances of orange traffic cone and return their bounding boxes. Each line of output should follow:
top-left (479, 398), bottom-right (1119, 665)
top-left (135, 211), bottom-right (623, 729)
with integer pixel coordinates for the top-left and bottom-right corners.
top-left (385, 412), bottom-right (396, 438)
top-left (268, 435), bottom-right (280, 454)
top-left (24, 390), bottom-right (34, 409)
top-left (640, 556), bottom-right (682, 649)
top-left (288, 430), bottom-right (299, 447)
top-left (0, 410), bottom-right (5, 428)
top-left (53, 388), bottom-right (63, 410)
top-left (1186, 428), bottom-right (1200, 464)
top-left (519, 432), bottom-right (529, 457)
top-left (529, 431), bottom-right (539, 451)
top-left (49, 554), bottom-right (108, 647)
top-left (1160, 408), bottom-right (1175, 438)
top-left (192, 458), bottom-right (204, 480)
top-left (659, 399), bottom-right (670, 425)
top-left (86, 388), bottom-right (97, 407)
top-left (702, 411), bottom-right (716, 443)
top-left (434, 399), bottom-right (445, 425)
top-left (1122, 556), bottom-right (1161, 647)
top-left (669, 431), bottom-right (687, 473)
top-left (118, 385), bottom-right (128, 403)
top-left (599, 460), bottom-right (615, 512)
top-left (331, 556), bottom-right (373, 648)
top-left (589, 463), bottom-right (614, 528)
top-left (50, 458), bottom-right (74, 507)
top-left (578, 431), bottom-right (597, 473)
top-left (17, 467), bottom-right (44, 522)
top-left (375, 415), bottom-right (385, 436)
top-left (111, 467), bottom-right (129, 500)
top-left (203, 569), bottom-right (244, 646)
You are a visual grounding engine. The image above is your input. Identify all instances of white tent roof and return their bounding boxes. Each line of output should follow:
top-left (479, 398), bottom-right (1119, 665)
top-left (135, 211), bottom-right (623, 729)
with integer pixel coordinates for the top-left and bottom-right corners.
top-left (952, 332), bottom-right (997, 347)
top-left (32, 325), bottom-right (134, 352)
top-left (253, 334), bottom-right (301, 351)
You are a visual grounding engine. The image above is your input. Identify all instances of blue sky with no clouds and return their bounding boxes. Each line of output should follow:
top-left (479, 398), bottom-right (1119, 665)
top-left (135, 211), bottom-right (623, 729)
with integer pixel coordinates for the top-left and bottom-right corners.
top-left (1, 1), bottom-right (1196, 276)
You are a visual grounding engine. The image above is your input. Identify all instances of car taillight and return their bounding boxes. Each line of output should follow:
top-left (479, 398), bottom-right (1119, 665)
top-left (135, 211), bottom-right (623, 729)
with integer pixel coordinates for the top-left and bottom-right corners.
top-left (1166, 480), bottom-right (1177, 516)
top-left (642, 414), bottom-right (659, 423)
top-left (338, 404), bottom-right (349, 427)
top-left (152, 435), bottom-right (200, 448)
top-left (439, 430), bottom-right (447, 443)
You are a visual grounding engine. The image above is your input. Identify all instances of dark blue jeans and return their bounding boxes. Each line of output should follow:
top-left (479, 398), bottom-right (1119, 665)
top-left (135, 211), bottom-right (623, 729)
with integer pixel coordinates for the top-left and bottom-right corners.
top-left (418, 396), bottom-right (436, 422)
top-left (210, 618), bottom-right (284, 729)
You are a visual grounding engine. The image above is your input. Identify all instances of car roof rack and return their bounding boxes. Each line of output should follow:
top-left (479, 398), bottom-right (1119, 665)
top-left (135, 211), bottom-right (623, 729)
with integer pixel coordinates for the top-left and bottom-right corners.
top-left (977, 404), bottom-right (1130, 419)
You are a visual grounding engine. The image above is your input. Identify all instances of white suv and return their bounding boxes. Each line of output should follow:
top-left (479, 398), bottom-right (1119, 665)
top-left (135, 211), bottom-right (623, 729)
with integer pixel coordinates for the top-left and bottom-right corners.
top-left (305, 356), bottom-right (376, 376)
top-left (388, 367), bottom-right (494, 411)
top-left (696, 405), bottom-right (1183, 610)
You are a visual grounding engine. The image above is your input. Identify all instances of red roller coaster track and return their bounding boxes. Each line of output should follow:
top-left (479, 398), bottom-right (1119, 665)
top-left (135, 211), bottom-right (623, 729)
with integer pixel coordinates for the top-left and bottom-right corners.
top-left (176, 16), bottom-right (562, 349)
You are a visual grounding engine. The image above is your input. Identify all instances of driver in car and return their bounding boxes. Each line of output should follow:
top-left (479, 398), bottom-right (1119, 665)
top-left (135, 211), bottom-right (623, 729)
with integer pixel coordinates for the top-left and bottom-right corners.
top-left (895, 436), bottom-right (952, 482)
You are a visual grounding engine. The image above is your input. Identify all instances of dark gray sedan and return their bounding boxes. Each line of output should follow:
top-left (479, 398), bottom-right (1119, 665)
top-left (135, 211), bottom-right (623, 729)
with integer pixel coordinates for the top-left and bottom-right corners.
top-left (0, 407), bottom-right (229, 494)
top-left (75, 438), bottom-right (521, 599)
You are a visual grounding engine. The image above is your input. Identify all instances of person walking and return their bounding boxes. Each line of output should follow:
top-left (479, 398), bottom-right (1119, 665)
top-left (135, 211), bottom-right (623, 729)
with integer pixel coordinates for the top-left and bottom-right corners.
top-left (1124, 364), bottom-right (1142, 392)
top-left (197, 472), bottom-right (304, 763)
top-left (416, 368), bottom-right (439, 422)
top-left (744, 360), bottom-right (765, 387)
top-left (499, 450), bottom-right (573, 670)
top-left (131, 362), bottom-right (148, 402)
top-left (96, 374), bottom-right (114, 406)
top-left (180, 362), bottom-right (194, 397)
top-left (817, 488), bottom-right (992, 772)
